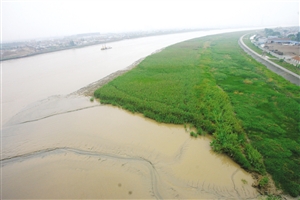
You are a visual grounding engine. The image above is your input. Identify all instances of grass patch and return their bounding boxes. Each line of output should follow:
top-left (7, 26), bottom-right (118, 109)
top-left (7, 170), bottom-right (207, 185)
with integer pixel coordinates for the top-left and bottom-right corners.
top-left (190, 131), bottom-right (197, 138)
top-left (94, 31), bottom-right (300, 197)
top-left (271, 59), bottom-right (300, 75)
top-left (259, 176), bottom-right (269, 188)
top-left (243, 35), bottom-right (264, 55)
top-left (241, 179), bottom-right (248, 184)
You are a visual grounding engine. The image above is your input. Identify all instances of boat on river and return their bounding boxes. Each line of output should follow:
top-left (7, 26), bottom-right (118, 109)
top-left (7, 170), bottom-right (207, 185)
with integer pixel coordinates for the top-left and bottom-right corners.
top-left (101, 44), bottom-right (112, 50)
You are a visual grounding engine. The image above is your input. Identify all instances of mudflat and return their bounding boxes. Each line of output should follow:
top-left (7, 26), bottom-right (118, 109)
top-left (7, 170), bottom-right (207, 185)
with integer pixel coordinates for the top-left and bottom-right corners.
top-left (2, 95), bottom-right (258, 199)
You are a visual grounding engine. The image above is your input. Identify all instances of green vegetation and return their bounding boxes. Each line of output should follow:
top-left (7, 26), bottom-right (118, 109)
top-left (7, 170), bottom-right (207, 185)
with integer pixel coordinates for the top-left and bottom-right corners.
top-left (90, 97), bottom-right (94, 102)
top-left (94, 31), bottom-right (300, 196)
top-left (264, 28), bottom-right (281, 37)
top-left (190, 131), bottom-right (197, 138)
top-left (259, 176), bottom-right (269, 188)
top-left (271, 59), bottom-right (300, 75)
top-left (265, 195), bottom-right (282, 200)
top-left (242, 35), bottom-right (264, 55)
top-left (287, 32), bottom-right (300, 42)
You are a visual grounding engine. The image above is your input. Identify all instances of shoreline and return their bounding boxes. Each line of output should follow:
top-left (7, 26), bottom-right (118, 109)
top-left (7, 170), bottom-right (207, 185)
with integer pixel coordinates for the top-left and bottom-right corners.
top-left (0, 39), bottom-right (123, 62)
top-left (0, 29), bottom-right (204, 62)
top-left (73, 48), bottom-right (164, 96)
top-left (73, 58), bottom-right (145, 96)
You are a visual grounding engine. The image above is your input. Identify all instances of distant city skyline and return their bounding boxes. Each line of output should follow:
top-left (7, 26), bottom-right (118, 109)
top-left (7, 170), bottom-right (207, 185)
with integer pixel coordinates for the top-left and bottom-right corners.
top-left (1, 0), bottom-right (299, 42)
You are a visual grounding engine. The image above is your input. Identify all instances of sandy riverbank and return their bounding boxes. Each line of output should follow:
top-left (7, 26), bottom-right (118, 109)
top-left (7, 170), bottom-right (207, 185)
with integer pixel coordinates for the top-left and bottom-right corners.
top-left (74, 58), bottom-right (145, 96)
top-left (74, 48), bottom-right (164, 96)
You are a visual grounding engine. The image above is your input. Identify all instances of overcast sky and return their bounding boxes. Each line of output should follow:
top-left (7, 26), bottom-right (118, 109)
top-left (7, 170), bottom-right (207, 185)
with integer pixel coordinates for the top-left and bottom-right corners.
top-left (1, 0), bottom-right (299, 42)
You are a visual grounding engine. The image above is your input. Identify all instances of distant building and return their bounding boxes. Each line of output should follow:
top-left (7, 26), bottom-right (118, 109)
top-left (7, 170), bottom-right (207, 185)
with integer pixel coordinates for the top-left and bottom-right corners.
top-left (257, 37), bottom-right (267, 44)
top-left (290, 41), bottom-right (300, 45)
top-left (267, 38), bottom-right (292, 44)
top-left (250, 35), bottom-right (256, 40)
top-left (268, 36), bottom-right (278, 39)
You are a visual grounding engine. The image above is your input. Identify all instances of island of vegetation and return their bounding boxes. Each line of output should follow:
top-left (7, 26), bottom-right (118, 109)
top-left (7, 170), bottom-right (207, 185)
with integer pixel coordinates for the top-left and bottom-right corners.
top-left (94, 31), bottom-right (300, 197)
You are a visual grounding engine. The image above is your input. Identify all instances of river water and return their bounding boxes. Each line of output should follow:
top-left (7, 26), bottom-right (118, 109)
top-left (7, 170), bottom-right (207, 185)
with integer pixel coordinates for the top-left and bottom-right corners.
top-left (1, 29), bottom-right (259, 199)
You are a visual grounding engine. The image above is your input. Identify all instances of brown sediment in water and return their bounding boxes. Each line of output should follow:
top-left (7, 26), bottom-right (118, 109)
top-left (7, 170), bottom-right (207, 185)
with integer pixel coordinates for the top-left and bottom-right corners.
top-left (2, 98), bottom-right (259, 199)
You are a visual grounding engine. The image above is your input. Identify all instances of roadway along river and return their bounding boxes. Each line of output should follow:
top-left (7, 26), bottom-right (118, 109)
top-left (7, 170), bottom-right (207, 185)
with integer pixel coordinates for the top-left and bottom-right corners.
top-left (1, 28), bottom-right (260, 199)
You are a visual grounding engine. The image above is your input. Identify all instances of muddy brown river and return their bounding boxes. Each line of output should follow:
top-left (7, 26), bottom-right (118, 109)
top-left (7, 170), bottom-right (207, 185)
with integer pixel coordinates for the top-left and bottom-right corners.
top-left (1, 29), bottom-right (259, 199)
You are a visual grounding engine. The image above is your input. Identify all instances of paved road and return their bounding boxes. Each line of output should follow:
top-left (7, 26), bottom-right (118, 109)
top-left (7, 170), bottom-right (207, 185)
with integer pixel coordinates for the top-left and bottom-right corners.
top-left (239, 34), bottom-right (300, 86)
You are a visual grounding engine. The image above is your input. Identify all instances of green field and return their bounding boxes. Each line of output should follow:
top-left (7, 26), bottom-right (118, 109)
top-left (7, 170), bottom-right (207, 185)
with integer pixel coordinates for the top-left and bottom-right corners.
top-left (95, 31), bottom-right (300, 197)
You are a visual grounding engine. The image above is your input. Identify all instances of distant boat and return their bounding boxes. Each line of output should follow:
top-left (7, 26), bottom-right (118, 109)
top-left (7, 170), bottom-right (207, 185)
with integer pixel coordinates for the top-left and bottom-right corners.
top-left (101, 44), bottom-right (112, 50)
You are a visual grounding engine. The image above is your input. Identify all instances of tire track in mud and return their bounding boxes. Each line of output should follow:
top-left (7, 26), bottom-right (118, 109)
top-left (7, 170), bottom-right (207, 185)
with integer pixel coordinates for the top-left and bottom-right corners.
top-left (170, 139), bottom-right (190, 163)
top-left (186, 170), bottom-right (257, 199)
top-left (231, 169), bottom-right (241, 199)
top-left (1, 147), bottom-right (163, 199)
top-left (4, 105), bottom-right (101, 127)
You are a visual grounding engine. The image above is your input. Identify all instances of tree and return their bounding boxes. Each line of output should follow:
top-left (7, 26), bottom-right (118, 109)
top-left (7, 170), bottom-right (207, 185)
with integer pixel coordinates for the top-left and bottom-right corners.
top-left (264, 28), bottom-right (281, 37)
top-left (265, 28), bottom-right (274, 36)
top-left (287, 34), bottom-right (296, 40)
top-left (69, 40), bottom-right (75, 46)
top-left (273, 31), bottom-right (281, 36)
top-left (296, 32), bottom-right (300, 42)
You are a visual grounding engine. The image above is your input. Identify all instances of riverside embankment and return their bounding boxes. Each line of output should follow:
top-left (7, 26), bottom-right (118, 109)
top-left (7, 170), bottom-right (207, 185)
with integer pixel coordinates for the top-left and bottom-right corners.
top-left (239, 34), bottom-right (300, 85)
